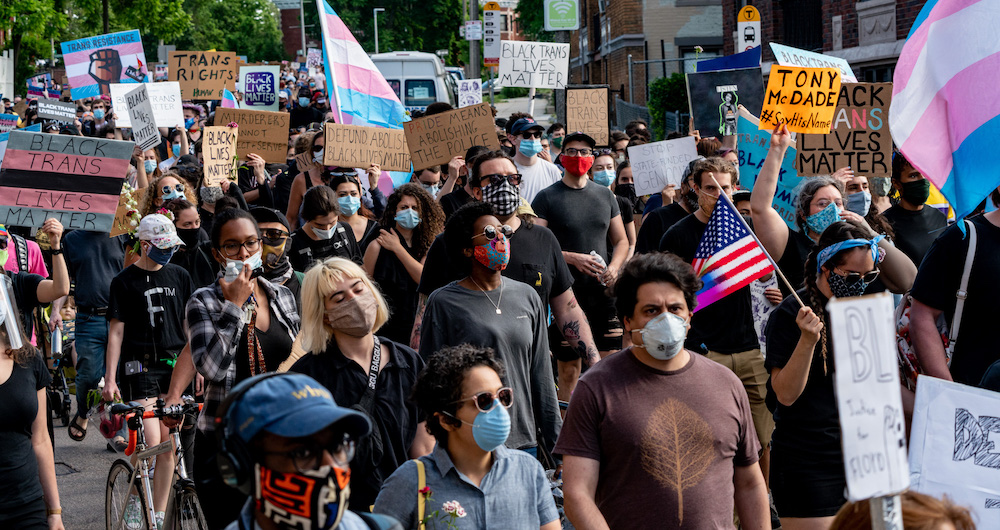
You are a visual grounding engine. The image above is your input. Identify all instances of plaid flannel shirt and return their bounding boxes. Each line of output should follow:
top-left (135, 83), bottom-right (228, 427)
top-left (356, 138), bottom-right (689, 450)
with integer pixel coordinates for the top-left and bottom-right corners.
top-left (186, 278), bottom-right (300, 433)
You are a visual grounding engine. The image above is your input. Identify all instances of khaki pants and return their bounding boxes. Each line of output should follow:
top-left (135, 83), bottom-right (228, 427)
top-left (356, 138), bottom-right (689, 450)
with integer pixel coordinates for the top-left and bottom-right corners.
top-left (707, 348), bottom-right (774, 449)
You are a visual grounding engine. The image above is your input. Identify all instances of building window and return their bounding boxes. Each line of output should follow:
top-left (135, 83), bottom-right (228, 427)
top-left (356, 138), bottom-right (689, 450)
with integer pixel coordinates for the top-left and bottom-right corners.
top-left (501, 14), bottom-right (510, 32)
top-left (680, 46), bottom-right (721, 73)
top-left (781, 0), bottom-right (823, 51)
top-left (860, 65), bottom-right (894, 83)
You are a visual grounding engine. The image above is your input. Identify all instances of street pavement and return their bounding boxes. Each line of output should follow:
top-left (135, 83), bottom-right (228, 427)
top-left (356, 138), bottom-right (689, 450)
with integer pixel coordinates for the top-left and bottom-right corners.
top-left (493, 96), bottom-right (553, 127)
top-left (53, 414), bottom-right (123, 529)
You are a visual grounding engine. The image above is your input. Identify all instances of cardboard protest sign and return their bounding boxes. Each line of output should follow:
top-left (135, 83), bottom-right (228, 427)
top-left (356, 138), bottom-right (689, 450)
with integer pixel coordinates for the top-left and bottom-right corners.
top-left (458, 79), bottom-right (483, 108)
top-left (566, 87), bottom-right (609, 146)
top-left (0, 114), bottom-right (17, 133)
top-left (202, 126), bottom-right (238, 187)
top-left (61, 30), bottom-right (148, 100)
top-left (13, 100), bottom-right (28, 120)
top-left (685, 68), bottom-right (764, 137)
top-left (770, 43), bottom-right (858, 83)
top-left (323, 123), bottom-right (411, 172)
top-left (403, 103), bottom-right (500, 169)
top-left (168, 51), bottom-right (238, 99)
top-left (795, 83), bottom-right (892, 177)
top-left (214, 108), bottom-right (289, 163)
top-left (307, 48), bottom-right (323, 69)
top-left (36, 99), bottom-right (77, 122)
top-left (110, 82), bottom-right (184, 129)
top-left (498, 41), bottom-right (570, 89)
top-left (736, 107), bottom-right (801, 230)
top-left (109, 185), bottom-right (145, 237)
top-left (828, 293), bottom-right (910, 501)
top-left (123, 84), bottom-right (160, 151)
top-left (0, 131), bottom-right (133, 231)
top-left (760, 66), bottom-right (842, 134)
top-left (238, 65), bottom-right (280, 112)
top-left (294, 151), bottom-right (318, 173)
top-left (627, 136), bottom-right (699, 197)
top-left (909, 377), bottom-right (1000, 525)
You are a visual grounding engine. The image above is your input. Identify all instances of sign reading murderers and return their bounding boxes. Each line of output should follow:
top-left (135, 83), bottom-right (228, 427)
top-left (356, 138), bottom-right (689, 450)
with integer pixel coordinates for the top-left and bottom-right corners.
top-left (60, 30), bottom-right (148, 100)
top-left (110, 82), bottom-right (184, 129)
top-left (239, 65), bottom-right (280, 112)
top-left (168, 51), bottom-right (238, 99)
top-left (828, 293), bottom-right (910, 501)
top-left (214, 108), bottom-right (289, 163)
top-left (202, 126), bottom-right (238, 187)
top-left (760, 66), bottom-right (842, 134)
top-left (323, 123), bottom-right (411, 172)
top-left (403, 103), bottom-right (500, 169)
top-left (796, 83), bottom-right (892, 177)
top-left (37, 99), bottom-right (77, 122)
top-left (566, 87), bottom-right (609, 146)
top-left (685, 67), bottom-right (764, 137)
top-left (627, 136), bottom-right (699, 197)
top-left (737, 107), bottom-right (801, 230)
top-left (498, 41), bottom-right (570, 89)
top-left (123, 84), bottom-right (160, 151)
top-left (0, 131), bottom-right (133, 231)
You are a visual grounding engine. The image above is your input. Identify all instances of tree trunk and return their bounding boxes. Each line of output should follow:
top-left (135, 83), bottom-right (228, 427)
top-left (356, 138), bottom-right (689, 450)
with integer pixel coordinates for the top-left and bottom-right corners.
top-left (103, 0), bottom-right (110, 33)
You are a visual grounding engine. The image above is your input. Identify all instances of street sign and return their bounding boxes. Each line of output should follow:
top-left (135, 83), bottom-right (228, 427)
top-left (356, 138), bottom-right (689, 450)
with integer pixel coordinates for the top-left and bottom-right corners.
top-left (483, 3), bottom-right (502, 67)
top-left (544, 0), bottom-right (580, 31)
top-left (465, 20), bottom-right (482, 41)
top-left (736, 5), bottom-right (761, 54)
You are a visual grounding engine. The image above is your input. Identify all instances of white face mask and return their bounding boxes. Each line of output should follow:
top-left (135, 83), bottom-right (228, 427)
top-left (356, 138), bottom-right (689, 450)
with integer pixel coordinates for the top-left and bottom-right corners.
top-left (633, 311), bottom-right (688, 360)
top-left (312, 226), bottom-right (336, 240)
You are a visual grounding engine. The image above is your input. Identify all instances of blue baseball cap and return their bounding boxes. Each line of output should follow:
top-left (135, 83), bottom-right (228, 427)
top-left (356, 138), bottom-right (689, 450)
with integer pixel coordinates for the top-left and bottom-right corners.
top-left (228, 373), bottom-right (372, 443)
top-left (510, 117), bottom-right (544, 135)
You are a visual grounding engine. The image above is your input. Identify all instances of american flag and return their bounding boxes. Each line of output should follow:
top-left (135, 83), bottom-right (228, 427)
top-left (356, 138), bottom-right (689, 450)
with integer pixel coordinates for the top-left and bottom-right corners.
top-left (691, 196), bottom-right (774, 312)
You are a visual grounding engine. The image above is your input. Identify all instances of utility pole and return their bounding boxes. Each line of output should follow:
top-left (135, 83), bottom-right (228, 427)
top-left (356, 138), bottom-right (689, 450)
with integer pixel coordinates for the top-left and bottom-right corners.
top-left (374, 8), bottom-right (385, 54)
top-left (103, 0), bottom-right (109, 33)
top-left (469, 0), bottom-right (480, 79)
top-left (300, 0), bottom-right (307, 56)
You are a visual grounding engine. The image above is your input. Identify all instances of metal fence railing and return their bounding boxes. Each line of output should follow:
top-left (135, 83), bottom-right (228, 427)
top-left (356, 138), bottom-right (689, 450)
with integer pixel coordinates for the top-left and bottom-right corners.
top-left (614, 97), bottom-right (651, 132)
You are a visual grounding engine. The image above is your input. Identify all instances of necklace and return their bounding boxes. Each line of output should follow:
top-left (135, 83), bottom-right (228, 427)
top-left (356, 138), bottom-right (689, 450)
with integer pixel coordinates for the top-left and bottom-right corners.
top-left (469, 276), bottom-right (503, 315)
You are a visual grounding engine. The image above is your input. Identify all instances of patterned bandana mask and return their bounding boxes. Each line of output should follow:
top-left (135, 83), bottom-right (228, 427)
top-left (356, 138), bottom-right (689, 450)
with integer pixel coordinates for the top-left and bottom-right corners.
top-left (473, 232), bottom-right (510, 271)
top-left (254, 464), bottom-right (350, 530)
top-left (482, 182), bottom-right (520, 218)
top-left (805, 202), bottom-right (842, 235)
top-left (827, 269), bottom-right (872, 298)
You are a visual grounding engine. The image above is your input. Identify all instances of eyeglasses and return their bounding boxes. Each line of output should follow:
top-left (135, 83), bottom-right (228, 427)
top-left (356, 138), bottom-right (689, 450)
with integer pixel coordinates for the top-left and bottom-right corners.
top-left (480, 173), bottom-right (522, 187)
top-left (563, 148), bottom-right (594, 157)
top-left (218, 237), bottom-right (262, 258)
top-left (471, 224), bottom-right (513, 241)
top-left (520, 131), bottom-right (543, 139)
top-left (833, 268), bottom-right (880, 285)
top-left (451, 387), bottom-right (514, 413)
top-left (260, 432), bottom-right (356, 473)
top-left (814, 199), bottom-right (844, 209)
top-left (261, 229), bottom-right (290, 244)
top-left (594, 148), bottom-right (613, 157)
top-left (161, 183), bottom-right (185, 196)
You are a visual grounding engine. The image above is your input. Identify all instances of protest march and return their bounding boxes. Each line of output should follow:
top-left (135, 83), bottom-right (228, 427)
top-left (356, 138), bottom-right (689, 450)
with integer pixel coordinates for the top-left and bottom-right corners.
top-left (1, 0), bottom-right (999, 529)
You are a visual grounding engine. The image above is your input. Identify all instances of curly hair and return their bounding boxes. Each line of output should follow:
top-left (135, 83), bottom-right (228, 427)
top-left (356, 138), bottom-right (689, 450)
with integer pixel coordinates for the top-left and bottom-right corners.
top-left (411, 344), bottom-right (506, 443)
top-left (830, 491), bottom-right (974, 530)
top-left (444, 202), bottom-right (496, 272)
top-left (794, 176), bottom-right (845, 234)
top-left (612, 252), bottom-right (703, 321)
top-left (380, 183), bottom-right (445, 260)
top-left (141, 173), bottom-right (198, 217)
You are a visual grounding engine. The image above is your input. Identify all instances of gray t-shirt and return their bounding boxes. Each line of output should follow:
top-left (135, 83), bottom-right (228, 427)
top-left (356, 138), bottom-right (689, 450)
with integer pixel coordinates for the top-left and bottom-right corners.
top-left (531, 180), bottom-right (621, 265)
top-left (418, 278), bottom-right (561, 454)
top-left (515, 158), bottom-right (562, 204)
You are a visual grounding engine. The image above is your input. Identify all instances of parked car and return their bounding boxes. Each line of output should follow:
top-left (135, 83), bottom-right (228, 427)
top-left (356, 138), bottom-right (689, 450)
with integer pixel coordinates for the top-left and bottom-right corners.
top-left (371, 51), bottom-right (457, 113)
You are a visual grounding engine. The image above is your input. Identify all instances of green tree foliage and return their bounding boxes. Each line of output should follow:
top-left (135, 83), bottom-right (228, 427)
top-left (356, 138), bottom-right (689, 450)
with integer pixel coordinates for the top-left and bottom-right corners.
top-left (514, 0), bottom-right (551, 42)
top-left (648, 73), bottom-right (689, 140)
top-left (174, 0), bottom-right (284, 62)
top-left (64, 0), bottom-right (191, 61)
top-left (0, 0), bottom-right (67, 94)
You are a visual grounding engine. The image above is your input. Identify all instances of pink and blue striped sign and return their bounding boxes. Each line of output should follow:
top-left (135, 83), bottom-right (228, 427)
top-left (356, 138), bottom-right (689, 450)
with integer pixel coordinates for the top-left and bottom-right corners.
top-left (60, 30), bottom-right (148, 100)
top-left (890, 0), bottom-right (1000, 220)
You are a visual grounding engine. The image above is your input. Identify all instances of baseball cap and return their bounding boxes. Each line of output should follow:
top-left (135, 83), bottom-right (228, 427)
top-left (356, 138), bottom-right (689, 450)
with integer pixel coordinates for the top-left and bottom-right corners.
top-left (137, 214), bottom-right (184, 249)
top-left (250, 206), bottom-right (290, 232)
top-left (279, 90), bottom-right (289, 100)
top-left (733, 189), bottom-right (751, 203)
top-left (510, 117), bottom-right (544, 136)
top-left (563, 131), bottom-right (596, 149)
top-left (229, 373), bottom-right (372, 443)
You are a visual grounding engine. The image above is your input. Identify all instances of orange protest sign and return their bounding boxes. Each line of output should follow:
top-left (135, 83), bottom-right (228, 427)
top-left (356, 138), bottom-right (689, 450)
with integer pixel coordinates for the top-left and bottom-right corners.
top-left (759, 66), bottom-right (841, 134)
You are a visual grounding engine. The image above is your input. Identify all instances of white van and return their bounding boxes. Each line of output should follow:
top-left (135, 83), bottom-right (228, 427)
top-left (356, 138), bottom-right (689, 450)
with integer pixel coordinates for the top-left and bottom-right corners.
top-left (371, 51), bottom-right (457, 113)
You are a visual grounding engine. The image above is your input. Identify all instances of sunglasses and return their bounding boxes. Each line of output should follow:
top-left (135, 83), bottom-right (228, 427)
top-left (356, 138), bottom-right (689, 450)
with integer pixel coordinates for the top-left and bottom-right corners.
top-left (833, 268), bottom-right (880, 285)
top-left (480, 173), bottom-right (522, 187)
top-left (520, 131), bottom-right (543, 139)
top-left (452, 387), bottom-right (514, 413)
top-left (261, 228), bottom-right (290, 244)
top-left (161, 183), bottom-right (185, 195)
top-left (311, 144), bottom-right (324, 152)
top-left (471, 224), bottom-right (513, 241)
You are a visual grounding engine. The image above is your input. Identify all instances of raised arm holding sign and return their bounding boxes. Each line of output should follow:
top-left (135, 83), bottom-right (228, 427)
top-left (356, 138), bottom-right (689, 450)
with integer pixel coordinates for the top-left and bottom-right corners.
top-left (760, 66), bottom-right (841, 134)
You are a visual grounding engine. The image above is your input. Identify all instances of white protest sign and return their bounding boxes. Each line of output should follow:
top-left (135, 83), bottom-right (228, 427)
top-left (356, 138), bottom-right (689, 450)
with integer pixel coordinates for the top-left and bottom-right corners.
top-left (627, 136), bottom-right (698, 197)
top-left (124, 84), bottom-right (161, 151)
top-left (307, 48), bottom-right (323, 69)
top-left (770, 43), bottom-right (858, 83)
top-left (498, 41), bottom-right (569, 89)
top-left (909, 377), bottom-right (1000, 526)
top-left (110, 82), bottom-right (183, 129)
top-left (828, 293), bottom-right (910, 501)
top-left (458, 79), bottom-right (483, 108)
top-left (239, 65), bottom-right (280, 112)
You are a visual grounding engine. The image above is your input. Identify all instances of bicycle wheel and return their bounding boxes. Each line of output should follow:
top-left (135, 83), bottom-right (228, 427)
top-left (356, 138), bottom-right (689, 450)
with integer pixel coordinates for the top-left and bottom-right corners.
top-left (107, 458), bottom-right (151, 530)
top-left (174, 488), bottom-right (210, 530)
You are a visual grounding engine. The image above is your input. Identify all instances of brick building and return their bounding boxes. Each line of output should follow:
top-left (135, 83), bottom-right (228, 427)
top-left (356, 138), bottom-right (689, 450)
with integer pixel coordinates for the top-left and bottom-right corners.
top-left (273, 0), bottom-right (322, 59)
top-left (722, 0), bottom-right (927, 81)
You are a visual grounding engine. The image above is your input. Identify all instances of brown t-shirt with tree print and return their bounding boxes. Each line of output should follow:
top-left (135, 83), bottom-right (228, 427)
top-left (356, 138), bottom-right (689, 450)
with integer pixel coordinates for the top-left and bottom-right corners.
top-left (554, 349), bottom-right (760, 529)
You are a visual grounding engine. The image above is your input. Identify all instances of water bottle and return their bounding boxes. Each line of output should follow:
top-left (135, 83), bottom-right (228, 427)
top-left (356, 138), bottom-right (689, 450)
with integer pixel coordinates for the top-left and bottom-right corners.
top-left (590, 250), bottom-right (608, 286)
top-left (51, 328), bottom-right (62, 359)
top-left (224, 260), bottom-right (242, 282)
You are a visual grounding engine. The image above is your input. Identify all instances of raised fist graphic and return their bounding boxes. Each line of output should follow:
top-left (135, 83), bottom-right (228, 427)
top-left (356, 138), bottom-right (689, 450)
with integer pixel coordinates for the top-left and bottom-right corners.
top-left (89, 48), bottom-right (123, 95)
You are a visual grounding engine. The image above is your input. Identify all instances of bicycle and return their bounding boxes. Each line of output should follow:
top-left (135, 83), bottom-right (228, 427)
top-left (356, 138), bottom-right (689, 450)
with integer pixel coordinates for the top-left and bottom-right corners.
top-left (105, 397), bottom-right (208, 530)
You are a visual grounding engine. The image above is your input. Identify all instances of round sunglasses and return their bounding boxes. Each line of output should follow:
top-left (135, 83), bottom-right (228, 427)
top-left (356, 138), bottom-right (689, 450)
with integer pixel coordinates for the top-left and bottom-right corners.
top-left (471, 224), bottom-right (513, 241)
top-left (451, 387), bottom-right (514, 413)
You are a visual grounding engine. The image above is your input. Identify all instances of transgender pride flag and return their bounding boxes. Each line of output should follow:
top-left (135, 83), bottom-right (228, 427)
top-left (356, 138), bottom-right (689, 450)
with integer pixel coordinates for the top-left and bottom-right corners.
top-left (889, 0), bottom-right (1000, 220)
top-left (60, 30), bottom-right (148, 101)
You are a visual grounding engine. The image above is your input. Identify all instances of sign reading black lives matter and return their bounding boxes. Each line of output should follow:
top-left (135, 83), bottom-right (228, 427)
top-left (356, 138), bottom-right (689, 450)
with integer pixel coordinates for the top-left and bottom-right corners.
top-left (324, 123), bottom-right (411, 172)
top-left (685, 67), bottom-right (764, 137)
top-left (36, 99), bottom-right (77, 122)
top-left (498, 41), bottom-right (569, 89)
top-left (124, 84), bottom-right (161, 151)
top-left (796, 83), bottom-right (893, 177)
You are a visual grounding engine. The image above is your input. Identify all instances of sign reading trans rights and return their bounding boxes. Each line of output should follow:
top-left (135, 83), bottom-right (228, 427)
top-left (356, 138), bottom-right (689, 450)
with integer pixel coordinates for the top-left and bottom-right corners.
top-left (498, 41), bottom-right (569, 89)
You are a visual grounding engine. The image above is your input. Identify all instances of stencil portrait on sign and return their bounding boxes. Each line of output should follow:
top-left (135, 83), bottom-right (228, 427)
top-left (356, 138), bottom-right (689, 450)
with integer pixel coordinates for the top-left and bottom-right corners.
top-left (685, 68), bottom-right (764, 137)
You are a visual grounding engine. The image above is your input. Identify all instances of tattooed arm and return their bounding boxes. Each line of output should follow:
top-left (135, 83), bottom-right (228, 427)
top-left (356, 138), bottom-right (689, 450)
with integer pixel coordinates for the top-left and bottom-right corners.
top-left (409, 293), bottom-right (428, 351)
top-left (552, 287), bottom-right (601, 367)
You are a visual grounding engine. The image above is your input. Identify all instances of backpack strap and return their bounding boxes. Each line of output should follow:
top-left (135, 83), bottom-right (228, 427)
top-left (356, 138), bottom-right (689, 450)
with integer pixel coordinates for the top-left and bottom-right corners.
top-left (416, 458), bottom-right (426, 530)
top-left (356, 512), bottom-right (404, 530)
top-left (946, 220), bottom-right (977, 363)
top-left (11, 233), bottom-right (28, 273)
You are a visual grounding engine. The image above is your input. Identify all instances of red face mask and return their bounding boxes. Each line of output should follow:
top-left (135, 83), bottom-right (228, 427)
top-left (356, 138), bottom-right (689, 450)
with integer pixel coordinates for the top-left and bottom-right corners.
top-left (562, 155), bottom-right (594, 177)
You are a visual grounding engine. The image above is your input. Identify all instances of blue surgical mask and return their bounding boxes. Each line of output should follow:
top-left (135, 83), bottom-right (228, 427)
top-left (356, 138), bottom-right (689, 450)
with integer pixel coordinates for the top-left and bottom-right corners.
top-left (337, 196), bottom-right (361, 217)
top-left (313, 149), bottom-right (324, 164)
top-left (421, 183), bottom-right (440, 197)
top-left (593, 169), bottom-right (615, 187)
top-left (172, 144), bottom-right (181, 158)
top-left (93, 108), bottom-right (105, 120)
top-left (518, 138), bottom-right (543, 157)
top-left (298, 97), bottom-right (310, 107)
top-left (162, 185), bottom-right (185, 201)
top-left (394, 209), bottom-right (420, 230)
top-left (146, 244), bottom-right (177, 266)
top-left (845, 190), bottom-right (872, 217)
top-left (184, 117), bottom-right (196, 129)
top-left (225, 250), bottom-right (263, 277)
top-left (311, 226), bottom-right (336, 240)
top-left (143, 159), bottom-right (156, 174)
top-left (805, 202), bottom-right (843, 236)
top-left (447, 400), bottom-right (511, 452)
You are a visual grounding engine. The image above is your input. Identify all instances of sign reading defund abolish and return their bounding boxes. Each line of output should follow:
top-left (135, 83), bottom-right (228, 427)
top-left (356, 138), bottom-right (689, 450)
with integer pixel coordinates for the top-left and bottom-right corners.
top-left (0, 132), bottom-right (133, 231)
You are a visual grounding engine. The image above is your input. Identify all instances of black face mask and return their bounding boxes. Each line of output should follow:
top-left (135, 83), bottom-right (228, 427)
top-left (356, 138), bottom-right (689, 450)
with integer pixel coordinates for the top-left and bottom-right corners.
top-left (615, 183), bottom-right (637, 204)
top-left (684, 190), bottom-right (699, 211)
top-left (176, 228), bottom-right (201, 249)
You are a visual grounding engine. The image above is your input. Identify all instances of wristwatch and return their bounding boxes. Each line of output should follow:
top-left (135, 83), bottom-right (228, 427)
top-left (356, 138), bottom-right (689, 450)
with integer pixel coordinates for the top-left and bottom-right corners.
top-left (51, 247), bottom-right (63, 255)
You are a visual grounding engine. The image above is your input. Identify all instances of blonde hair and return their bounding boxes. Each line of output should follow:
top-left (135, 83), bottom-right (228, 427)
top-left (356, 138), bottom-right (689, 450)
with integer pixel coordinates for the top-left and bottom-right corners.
top-left (298, 257), bottom-right (390, 354)
top-left (142, 173), bottom-right (198, 217)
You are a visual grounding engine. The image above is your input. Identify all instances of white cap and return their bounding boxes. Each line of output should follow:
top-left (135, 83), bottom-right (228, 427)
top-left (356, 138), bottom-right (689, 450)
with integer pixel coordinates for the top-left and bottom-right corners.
top-left (137, 214), bottom-right (184, 249)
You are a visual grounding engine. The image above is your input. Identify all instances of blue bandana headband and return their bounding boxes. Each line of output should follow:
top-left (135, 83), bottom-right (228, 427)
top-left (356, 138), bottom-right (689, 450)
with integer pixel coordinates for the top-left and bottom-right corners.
top-left (816, 235), bottom-right (885, 274)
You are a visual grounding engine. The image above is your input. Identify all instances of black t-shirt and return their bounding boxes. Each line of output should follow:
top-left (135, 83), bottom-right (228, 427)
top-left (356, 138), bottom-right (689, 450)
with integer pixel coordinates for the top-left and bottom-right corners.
top-left (659, 213), bottom-right (758, 354)
top-left (107, 264), bottom-right (195, 367)
top-left (289, 222), bottom-right (362, 271)
top-left (776, 225), bottom-right (815, 295)
top-left (8, 271), bottom-right (42, 339)
top-left (883, 204), bottom-right (948, 266)
top-left (910, 215), bottom-right (1000, 385)
top-left (290, 106), bottom-right (324, 129)
top-left (417, 222), bottom-right (574, 306)
top-left (636, 202), bottom-right (689, 254)
top-left (0, 353), bottom-right (50, 509)
top-left (439, 187), bottom-right (475, 220)
top-left (289, 338), bottom-right (424, 512)
top-left (170, 230), bottom-right (218, 290)
top-left (234, 317), bottom-right (293, 382)
top-left (372, 235), bottom-right (421, 345)
top-left (764, 290), bottom-right (841, 457)
top-left (62, 230), bottom-right (126, 308)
